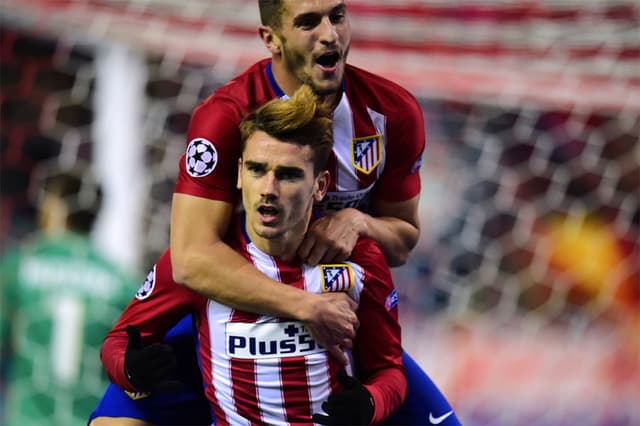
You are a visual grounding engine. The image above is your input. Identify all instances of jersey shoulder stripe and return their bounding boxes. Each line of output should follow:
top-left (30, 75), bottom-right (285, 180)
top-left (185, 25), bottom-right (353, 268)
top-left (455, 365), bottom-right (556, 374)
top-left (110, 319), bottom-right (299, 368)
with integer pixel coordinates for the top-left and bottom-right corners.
top-left (344, 64), bottom-right (421, 112)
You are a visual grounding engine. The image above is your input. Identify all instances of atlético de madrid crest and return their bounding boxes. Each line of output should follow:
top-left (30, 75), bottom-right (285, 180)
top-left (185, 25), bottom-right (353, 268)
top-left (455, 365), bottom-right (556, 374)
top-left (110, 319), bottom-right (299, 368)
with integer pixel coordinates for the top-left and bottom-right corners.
top-left (321, 264), bottom-right (354, 292)
top-left (351, 135), bottom-right (381, 174)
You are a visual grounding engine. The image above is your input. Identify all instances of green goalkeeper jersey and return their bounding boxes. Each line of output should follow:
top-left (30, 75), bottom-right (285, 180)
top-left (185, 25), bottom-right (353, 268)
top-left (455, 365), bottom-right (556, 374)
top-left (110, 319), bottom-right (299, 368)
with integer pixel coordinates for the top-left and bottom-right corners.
top-left (1, 233), bottom-right (135, 426)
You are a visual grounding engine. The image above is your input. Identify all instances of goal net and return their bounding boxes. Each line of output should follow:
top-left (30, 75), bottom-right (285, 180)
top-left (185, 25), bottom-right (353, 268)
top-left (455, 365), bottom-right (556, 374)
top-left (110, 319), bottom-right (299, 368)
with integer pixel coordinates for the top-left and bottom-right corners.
top-left (1, 1), bottom-right (638, 425)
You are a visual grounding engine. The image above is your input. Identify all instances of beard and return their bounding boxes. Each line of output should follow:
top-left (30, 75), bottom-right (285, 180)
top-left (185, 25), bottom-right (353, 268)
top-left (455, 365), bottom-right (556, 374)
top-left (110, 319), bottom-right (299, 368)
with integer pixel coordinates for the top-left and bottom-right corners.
top-left (281, 42), bottom-right (347, 98)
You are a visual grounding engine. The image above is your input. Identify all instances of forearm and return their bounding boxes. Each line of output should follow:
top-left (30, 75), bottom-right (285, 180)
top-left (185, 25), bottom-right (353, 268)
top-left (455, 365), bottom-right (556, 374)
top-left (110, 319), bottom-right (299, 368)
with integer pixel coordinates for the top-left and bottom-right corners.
top-left (101, 335), bottom-right (132, 391)
top-left (170, 194), bottom-right (317, 321)
top-left (171, 240), bottom-right (317, 321)
top-left (359, 214), bottom-right (419, 267)
top-left (365, 367), bottom-right (407, 424)
top-left (362, 195), bottom-right (421, 266)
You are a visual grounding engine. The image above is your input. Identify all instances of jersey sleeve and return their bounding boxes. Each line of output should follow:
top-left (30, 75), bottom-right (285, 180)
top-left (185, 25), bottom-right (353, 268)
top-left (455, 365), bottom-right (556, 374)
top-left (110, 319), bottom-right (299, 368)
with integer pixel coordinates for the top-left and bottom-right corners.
top-left (174, 96), bottom-right (244, 204)
top-left (100, 249), bottom-right (205, 391)
top-left (351, 239), bottom-right (406, 423)
top-left (374, 91), bottom-right (425, 203)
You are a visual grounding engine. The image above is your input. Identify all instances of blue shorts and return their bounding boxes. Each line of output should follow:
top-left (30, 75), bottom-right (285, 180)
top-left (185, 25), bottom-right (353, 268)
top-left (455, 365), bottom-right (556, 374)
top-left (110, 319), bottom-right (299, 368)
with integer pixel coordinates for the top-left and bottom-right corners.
top-left (90, 315), bottom-right (460, 426)
top-left (384, 351), bottom-right (461, 425)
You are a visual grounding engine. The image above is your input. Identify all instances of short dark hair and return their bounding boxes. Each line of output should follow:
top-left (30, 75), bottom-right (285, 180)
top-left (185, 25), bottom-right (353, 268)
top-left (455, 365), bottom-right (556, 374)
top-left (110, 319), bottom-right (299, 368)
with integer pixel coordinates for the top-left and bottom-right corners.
top-left (40, 165), bottom-right (103, 233)
top-left (259, 0), bottom-right (285, 29)
top-left (239, 84), bottom-right (333, 174)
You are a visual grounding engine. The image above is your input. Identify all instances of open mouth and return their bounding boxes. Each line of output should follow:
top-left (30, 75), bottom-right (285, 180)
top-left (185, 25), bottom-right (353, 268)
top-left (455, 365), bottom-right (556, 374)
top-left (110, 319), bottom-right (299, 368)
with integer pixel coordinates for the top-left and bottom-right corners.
top-left (316, 52), bottom-right (340, 69)
top-left (258, 205), bottom-right (279, 218)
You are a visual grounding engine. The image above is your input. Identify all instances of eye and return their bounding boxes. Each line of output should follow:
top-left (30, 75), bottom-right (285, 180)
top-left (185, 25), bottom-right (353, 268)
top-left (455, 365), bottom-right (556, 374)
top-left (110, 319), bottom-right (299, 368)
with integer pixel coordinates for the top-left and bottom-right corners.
top-left (276, 169), bottom-right (304, 181)
top-left (330, 12), bottom-right (345, 24)
top-left (295, 14), bottom-right (321, 30)
top-left (246, 163), bottom-right (265, 176)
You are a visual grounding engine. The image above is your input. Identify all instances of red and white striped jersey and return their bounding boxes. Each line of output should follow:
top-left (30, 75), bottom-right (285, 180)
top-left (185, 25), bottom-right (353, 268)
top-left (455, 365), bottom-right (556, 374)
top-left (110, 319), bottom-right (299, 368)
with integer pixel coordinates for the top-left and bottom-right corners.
top-left (175, 59), bottom-right (425, 213)
top-left (101, 214), bottom-right (406, 425)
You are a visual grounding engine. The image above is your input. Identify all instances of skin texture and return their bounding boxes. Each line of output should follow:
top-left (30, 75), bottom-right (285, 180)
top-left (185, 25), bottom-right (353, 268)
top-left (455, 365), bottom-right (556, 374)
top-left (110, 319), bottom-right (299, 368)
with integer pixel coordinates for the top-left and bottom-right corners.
top-left (238, 130), bottom-right (330, 261)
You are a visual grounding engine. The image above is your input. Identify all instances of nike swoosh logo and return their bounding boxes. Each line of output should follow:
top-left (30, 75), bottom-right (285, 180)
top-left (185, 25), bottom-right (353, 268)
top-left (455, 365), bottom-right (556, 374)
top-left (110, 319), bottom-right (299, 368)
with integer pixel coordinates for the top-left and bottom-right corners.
top-left (429, 410), bottom-right (454, 425)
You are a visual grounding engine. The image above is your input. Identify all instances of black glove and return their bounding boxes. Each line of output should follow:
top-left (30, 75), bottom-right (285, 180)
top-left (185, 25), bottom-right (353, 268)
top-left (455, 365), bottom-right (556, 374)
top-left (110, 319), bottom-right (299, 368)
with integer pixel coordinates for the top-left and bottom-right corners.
top-left (124, 324), bottom-right (180, 391)
top-left (312, 369), bottom-right (374, 425)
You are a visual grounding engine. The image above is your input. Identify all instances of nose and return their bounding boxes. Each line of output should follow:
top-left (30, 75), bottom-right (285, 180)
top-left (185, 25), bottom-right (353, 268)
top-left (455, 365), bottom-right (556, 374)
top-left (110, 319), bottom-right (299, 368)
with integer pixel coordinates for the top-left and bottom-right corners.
top-left (260, 172), bottom-right (279, 199)
top-left (318, 16), bottom-right (338, 46)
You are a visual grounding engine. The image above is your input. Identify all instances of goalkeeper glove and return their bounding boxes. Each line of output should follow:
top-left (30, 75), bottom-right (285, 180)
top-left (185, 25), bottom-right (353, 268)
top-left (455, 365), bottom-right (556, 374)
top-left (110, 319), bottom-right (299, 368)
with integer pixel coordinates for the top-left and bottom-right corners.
top-left (312, 369), bottom-right (374, 425)
top-left (124, 324), bottom-right (180, 391)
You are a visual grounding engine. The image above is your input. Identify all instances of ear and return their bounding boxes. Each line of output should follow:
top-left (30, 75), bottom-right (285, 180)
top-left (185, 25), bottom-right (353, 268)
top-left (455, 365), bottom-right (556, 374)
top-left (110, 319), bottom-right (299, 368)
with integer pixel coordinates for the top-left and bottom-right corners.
top-left (236, 158), bottom-right (243, 189)
top-left (313, 170), bottom-right (331, 202)
top-left (259, 25), bottom-right (281, 55)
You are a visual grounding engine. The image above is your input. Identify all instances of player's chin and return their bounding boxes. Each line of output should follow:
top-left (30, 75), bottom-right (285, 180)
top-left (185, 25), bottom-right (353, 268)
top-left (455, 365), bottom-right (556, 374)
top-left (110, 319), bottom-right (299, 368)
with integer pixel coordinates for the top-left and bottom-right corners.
top-left (311, 79), bottom-right (342, 96)
top-left (310, 69), bottom-right (342, 92)
top-left (255, 223), bottom-right (281, 238)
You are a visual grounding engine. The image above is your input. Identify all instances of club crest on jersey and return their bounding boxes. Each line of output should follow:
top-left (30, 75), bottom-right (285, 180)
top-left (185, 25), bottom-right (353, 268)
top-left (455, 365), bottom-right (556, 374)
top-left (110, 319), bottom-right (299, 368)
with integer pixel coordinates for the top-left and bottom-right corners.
top-left (135, 265), bottom-right (156, 300)
top-left (186, 138), bottom-right (218, 177)
top-left (320, 264), bottom-right (354, 292)
top-left (351, 135), bottom-right (382, 174)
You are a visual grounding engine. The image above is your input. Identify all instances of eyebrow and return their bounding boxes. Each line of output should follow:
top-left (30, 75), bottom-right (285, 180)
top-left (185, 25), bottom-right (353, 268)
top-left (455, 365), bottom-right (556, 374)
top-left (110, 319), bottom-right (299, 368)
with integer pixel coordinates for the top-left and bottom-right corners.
top-left (244, 160), bottom-right (265, 169)
top-left (276, 166), bottom-right (305, 177)
top-left (244, 161), bottom-right (305, 176)
top-left (292, 3), bottom-right (346, 26)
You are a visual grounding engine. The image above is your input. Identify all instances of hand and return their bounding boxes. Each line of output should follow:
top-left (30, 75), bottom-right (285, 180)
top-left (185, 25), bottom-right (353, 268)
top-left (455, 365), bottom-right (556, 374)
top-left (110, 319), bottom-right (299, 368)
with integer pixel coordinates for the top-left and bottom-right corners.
top-left (298, 208), bottom-right (363, 265)
top-left (124, 325), bottom-right (180, 391)
top-left (312, 369), bottom-right (374, 425)
top-left (303, 293), bottom-right (359, 366)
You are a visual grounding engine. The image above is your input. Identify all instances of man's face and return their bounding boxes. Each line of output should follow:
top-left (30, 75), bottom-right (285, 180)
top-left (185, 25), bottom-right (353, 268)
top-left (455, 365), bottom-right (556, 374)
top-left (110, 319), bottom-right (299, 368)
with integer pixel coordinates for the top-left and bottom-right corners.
top-left (238, 131), bottom-right (328, 245)
top-left (276, 0), bottom-right (351, 96)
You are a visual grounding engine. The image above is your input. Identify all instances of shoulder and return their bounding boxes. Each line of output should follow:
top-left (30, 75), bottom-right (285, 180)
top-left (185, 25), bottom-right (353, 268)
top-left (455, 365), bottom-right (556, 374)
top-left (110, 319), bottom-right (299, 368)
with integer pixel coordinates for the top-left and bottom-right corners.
top-left (193, 59), bottom-right (274, 120)
top-left (348, 239), bottom-right (395, 301)
top-left (348, 237), bottom-right (389, 273)
top-left (344, 64), bottom-right (421, 113)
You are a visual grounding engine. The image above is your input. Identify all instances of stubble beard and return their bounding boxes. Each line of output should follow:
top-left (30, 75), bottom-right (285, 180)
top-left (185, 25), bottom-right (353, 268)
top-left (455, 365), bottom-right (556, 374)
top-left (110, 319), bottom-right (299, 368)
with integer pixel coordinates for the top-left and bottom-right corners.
top-left (283, 45), bottom-right (344, 99)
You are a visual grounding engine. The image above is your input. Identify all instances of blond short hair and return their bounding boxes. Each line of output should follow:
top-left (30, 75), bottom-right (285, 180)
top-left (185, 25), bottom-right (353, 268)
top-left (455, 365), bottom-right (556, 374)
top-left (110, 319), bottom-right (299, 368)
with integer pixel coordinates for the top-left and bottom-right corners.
top-left (239, 85), bottom-right (334, 174)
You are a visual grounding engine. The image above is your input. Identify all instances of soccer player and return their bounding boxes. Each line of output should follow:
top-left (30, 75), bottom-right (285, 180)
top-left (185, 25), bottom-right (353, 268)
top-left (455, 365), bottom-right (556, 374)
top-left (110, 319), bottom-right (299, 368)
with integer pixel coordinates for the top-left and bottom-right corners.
top-left (0, 165), bottom-right (135, 426)
top-left (92, 0), bottom-right (460, 424)
top-left (99, 85), bottom-right (406, 425)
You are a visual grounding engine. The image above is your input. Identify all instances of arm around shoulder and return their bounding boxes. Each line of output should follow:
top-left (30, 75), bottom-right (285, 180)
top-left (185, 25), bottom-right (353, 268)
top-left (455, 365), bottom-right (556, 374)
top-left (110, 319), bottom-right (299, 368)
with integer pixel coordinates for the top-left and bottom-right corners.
top-left (169, 193), bottom-right (356, 331)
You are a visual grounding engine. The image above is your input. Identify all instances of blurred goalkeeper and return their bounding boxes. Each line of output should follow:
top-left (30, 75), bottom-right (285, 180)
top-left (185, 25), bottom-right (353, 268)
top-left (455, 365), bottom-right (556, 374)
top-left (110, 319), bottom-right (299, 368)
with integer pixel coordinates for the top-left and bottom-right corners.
top-left (0, 164), bottom-right (134, 426)
top-left (91, 0), bottom-right (460, 425)
top-left (94, 85), bottom-right (407, 425)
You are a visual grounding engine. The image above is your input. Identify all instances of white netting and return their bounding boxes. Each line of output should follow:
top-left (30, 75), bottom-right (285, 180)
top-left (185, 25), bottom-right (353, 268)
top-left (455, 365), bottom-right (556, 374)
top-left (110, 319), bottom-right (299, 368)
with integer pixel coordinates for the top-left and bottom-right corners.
top-left (1, 1), bottom-right (638, 425)
top-left (3, 0), bottom-right (639, 109)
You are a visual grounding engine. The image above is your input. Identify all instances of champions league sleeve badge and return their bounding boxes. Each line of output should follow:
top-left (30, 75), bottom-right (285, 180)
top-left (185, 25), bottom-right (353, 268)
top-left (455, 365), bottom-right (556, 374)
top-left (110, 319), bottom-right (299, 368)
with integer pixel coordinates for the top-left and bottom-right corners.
top-left (186, 138), bottom-right (218, 177)
top-left (135, 265), bottom-right (156, 300)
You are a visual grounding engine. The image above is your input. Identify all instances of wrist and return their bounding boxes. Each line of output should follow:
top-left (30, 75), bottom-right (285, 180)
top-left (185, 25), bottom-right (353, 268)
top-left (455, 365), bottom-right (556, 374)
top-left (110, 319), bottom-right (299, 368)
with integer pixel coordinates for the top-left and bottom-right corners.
top-left (290, 291), bottom-right (318, 322)
top-left (346, 208), bottom-right (369, 239)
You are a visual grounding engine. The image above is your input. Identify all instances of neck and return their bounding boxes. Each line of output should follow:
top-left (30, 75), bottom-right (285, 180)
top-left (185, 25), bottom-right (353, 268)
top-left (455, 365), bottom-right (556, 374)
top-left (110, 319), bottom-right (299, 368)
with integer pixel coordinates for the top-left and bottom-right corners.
top-left (246, 215), bottom-right (310, 263)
